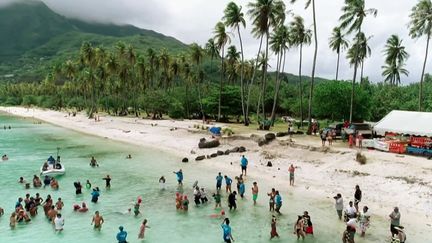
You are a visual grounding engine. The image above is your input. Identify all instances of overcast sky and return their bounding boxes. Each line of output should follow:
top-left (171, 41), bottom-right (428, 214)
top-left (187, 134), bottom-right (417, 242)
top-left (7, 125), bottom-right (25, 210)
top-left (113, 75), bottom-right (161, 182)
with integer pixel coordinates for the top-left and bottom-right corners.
top-left (1, 0), bottom-right (428, 84)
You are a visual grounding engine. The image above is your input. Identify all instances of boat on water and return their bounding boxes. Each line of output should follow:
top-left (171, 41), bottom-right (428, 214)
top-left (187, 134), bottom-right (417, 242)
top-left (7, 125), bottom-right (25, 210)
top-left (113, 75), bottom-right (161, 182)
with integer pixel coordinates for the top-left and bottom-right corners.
top-left (40, 155), bottom-right (65, 176)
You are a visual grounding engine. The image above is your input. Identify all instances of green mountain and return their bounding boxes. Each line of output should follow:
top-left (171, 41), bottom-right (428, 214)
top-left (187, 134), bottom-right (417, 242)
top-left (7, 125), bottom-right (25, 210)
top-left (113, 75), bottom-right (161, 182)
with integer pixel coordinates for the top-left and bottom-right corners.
top-left (0, 0), bottom-right (188, 82)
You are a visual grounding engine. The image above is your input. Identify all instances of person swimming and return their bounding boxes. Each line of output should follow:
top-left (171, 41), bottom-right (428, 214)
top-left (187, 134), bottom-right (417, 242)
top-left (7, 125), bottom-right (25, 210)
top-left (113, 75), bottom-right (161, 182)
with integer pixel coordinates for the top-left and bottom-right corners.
top-left (86, 180), bottom-right (92, 189)
top-left (90, 156), bottom-right (99, 167)
top-left (2, 154), bottom-right (8, 161)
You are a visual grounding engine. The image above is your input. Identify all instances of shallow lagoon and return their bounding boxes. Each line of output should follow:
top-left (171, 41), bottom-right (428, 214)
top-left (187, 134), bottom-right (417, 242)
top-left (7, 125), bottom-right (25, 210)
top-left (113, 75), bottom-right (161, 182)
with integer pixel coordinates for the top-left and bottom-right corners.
top-left (0, 113), bottom-right (424, 243)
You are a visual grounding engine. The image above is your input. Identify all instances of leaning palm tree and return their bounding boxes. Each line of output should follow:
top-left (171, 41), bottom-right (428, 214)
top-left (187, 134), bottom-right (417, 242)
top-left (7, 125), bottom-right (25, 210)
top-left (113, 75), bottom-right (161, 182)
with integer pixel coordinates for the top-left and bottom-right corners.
top-left (339, 0), bottom-right (377, 122)
top-left (290, 15), bottom-right (312, 127)
top-left (224, 1), bottom-right (247, 125)
top-left (213, 22), bottom-right (231, 121)
top-left (269, 25), bottom-right (290, 125)
top-left (382, 35), bottom-right (409, 85)
top-left (409, 0), bottom-right (432, 111)
top-left (329, 27), bottom-right (349, 81)
top-left (290, 0), bottom-right (318, 134)
top-left (247, 0), bottom-right (286, 123)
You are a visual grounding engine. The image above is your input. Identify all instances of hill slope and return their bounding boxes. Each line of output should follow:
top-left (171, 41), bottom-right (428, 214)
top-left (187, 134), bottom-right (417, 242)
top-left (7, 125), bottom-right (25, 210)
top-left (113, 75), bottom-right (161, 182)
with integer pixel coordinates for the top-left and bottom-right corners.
top-left (0, 0), bottom-right (188, 82)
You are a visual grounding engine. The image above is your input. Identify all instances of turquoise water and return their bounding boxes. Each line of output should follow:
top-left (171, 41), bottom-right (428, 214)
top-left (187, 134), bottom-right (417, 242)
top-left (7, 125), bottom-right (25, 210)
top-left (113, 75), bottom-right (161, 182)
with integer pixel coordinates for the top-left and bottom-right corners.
top-left (0, 113), bottom-right (425, 243)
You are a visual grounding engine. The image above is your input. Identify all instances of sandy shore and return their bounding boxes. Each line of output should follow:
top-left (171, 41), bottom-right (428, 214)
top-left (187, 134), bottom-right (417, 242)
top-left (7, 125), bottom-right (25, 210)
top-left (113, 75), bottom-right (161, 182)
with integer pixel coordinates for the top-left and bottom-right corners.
top-left (1, 106), bottom-right (431, 240)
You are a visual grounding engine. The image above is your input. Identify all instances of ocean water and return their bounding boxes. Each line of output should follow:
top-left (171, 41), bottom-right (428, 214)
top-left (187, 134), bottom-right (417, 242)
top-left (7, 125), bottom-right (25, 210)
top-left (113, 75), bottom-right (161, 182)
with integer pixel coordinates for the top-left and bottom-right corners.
top-left (0, 113), bottom-right (424, 243)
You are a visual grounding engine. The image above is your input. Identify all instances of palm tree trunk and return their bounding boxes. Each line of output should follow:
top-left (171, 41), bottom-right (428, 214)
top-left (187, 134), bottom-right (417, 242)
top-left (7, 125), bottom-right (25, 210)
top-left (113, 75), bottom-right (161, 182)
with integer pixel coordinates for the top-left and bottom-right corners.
top-left (299, 44), bottom-right (304, 128)
top-left (270, 49), bottom-right (285, 126)
top-left (245, 35), bottom-right (264, 125)
top-left (419, 33), bottom-right (430, 111)
top-left (237, 26), bottom-right (246, 125)
top-left (349, 28), bottom-right (362, 123)
top-left (336, 49), bottom-right (340, 81)
top-left (360, 61), bottom-right (364, 84)
top-left (218, 47), bottom-right (225, 121)
top-left (262, 31), bottom-right (270, 120)
top-left (307, 0), bottom-right (318, 134)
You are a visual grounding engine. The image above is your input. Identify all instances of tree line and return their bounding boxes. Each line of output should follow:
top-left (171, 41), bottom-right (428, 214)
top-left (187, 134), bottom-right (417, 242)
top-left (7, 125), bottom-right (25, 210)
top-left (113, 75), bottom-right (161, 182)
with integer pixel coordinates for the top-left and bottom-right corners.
top-left (1, 0), bottom-right (432, 128)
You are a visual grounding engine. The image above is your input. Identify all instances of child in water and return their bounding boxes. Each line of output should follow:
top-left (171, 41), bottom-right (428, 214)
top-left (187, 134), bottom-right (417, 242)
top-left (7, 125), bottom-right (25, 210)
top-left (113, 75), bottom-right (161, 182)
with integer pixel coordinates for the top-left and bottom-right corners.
top-left (138, 219), bottom-right (150, 239)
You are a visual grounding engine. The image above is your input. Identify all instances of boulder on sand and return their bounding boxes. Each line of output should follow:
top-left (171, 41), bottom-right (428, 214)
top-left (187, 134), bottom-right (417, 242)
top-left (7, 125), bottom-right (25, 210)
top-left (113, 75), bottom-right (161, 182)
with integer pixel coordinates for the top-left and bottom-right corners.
top-left (210, 153), bottom-right (218, 158)
top-left (195, 156), bottom-right (205, 161)
top-left (217, 150), bottom-right (224, 156)
top-left (264, 133), bottom-right (276, 141)
top-left (230, 147), bottom-right (240, 153)
top-left (224, 150), bottom-right (231, 155)
top-left (198, 138), bottom-right (220, 149)
top-left (239, 146), bottom-right (246, 152)
top-left (182, 158), bottom-right (189, 163)
top-left (276, 132), bottom-right (288, 137)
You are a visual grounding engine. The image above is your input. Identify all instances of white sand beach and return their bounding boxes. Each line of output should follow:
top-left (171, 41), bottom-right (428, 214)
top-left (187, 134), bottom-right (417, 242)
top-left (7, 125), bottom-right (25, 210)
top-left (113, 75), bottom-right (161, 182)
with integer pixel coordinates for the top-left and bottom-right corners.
top-left (1, 106), bottom-right (431, 241)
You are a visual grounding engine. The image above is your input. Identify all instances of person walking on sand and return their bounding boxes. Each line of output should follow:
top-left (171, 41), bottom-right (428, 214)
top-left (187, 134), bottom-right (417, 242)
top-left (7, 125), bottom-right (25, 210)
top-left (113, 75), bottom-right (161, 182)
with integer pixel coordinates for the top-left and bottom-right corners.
top-left (138, 219), bottom-right (150, 239)
top-left (334, 193), bottom-right (344, 220)
top-left (288, 164), bottom-right (295, 186)
top-left (275, 191), bottom-right (282, 215)
top-left (173, 169), bottom-right (183, 185)
top-left (224, 175), bottom-right (232, 193)
top-left (389, 207), bottom-right (401, 237)
top-left (354, 185), bottom-right (362, 212)
top-left (240, 155), bottom-right (248, 176)
top-left (216, 172), bottom-right (223, 192)
top-left (270, 215), bottom-right (279, 240)
top-left (116, 226), bottom-right (128, 243)
top-left (91, 211), bottom-right (104, 231)
top-left (267, 188), bottom-right (276, 212)
top-left (221, 218), bottom-right (234, 243)
top-left (252, 182), bottom-right (259, 205)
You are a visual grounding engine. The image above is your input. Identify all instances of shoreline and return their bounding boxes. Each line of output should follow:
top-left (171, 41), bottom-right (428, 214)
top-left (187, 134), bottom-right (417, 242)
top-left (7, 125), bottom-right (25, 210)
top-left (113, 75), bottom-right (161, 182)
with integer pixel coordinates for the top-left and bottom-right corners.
top-left (1, 106), bottom-right (431, 241)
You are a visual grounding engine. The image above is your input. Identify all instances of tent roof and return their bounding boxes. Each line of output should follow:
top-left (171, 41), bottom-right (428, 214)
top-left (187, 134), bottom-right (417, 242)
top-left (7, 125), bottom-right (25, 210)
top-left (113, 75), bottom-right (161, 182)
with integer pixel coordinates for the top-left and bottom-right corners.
top-left (373, 110), bottom-right (432, 137)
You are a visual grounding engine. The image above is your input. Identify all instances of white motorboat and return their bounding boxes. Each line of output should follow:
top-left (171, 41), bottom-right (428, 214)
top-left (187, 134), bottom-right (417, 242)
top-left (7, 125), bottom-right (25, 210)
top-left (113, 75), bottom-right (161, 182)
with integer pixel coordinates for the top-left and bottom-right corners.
top-left (40, 162), bottom-right (65, 176)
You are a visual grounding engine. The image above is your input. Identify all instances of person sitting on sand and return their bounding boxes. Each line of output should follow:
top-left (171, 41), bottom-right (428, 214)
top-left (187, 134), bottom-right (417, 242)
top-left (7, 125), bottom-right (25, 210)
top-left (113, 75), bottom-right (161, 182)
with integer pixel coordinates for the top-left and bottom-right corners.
top-left (90, 156), bottom-right (99, 167)
top-left (91, 211), bottom-right (104, 230)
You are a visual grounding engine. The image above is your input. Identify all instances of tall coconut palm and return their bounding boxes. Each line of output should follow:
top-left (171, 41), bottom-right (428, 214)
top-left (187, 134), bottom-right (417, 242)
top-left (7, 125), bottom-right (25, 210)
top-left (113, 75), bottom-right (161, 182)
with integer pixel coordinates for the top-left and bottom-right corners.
top-left (226, 45), bottom-right (240, 84)
top-left (329, 27), bottom-right (349, 81)
top-left (382, 35), bottom-right (409, 85)
top-left (80, 42), bottom-right (97, 118)
top-left (409, 0), bottom-right (432, 111)
top-left (290, 15), bottom-right (312, 127)
top-left (190, 43), bottom-right (205, 121)
top-left (213, 21), bottom-right (231, 121)
top-left (224, 1), bottom-right (247, 125)
top-left (269, 25), bottom-right (290, 125)
top-left (339, 0), bottom-right (377, 122)
top-left (291, 0), bottom-right (318, 134)
top-left (247, 0), bottom-right (286, 123)
top-left (205, 38), bottom-right (219, 73)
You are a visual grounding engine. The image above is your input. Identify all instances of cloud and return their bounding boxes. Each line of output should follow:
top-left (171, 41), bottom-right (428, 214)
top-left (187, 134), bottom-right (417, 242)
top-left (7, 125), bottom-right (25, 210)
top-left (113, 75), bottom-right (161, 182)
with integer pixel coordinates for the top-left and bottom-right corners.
top-left (0, 0), bottom-right (428, 84)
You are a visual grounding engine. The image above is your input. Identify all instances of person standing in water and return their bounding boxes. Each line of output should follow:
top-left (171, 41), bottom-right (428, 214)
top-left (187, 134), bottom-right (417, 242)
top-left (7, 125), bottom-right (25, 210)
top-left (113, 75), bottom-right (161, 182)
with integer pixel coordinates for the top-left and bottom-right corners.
top-left (288, 164), bottom-right (295, 186)
top-left (239, 181), bottom-right (245, 199)
top-left (240, 155), bottom-right (248, 176)
top-left (354, 185), bottom-right (362, 212)
top-left (182, 195), bottom-right (189, 211)
top-left (334, 193), bottom-right (344, 220)
top-left (138, 219), bottom-right (150, 240)
top-left (228, 192), bottom-right (237, 211)
top-left (216, 172), bottom-right (223, 192)
top-left (90, 156), bottom-right (99, 167)
top-left (116, 226), bottom-right (128, 243)
top-left (159, 176), bottom-right (166, 190)
top-left (91, 189), bottom-right (100, 203)
top-left (359, 206), bottom-right (370, 237)
top-left (91, 211), bottom-right (104, 230)
top-left (173, 169), bottom-right (183, 185)
top-left (275, 191), bottom-right (282, 215)
top-left (53, 213), bottom-right (64, 232)
top-left (270, 215), bottom-right (279, 240)
top-left (86, 180), bottom-right (92, 189)
top-left (103, 175), bottom-right (111, 189)
top-left (267, 188), bottom-right (276, 212)
top-left (221, 218), bottom-right (234, 243)
top-left (252, 182), bottom-right (259, 205)
top-left (294, 216), bottom-right (306, 240)
top-left (224, 175), bottom-right (232, 193)
top-left (213, 192), bottom-right (222, 209)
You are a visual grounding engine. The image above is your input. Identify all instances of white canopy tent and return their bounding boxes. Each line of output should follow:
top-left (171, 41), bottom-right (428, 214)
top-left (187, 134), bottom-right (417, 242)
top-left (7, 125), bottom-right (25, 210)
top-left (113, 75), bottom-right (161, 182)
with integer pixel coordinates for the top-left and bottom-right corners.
top-left (374, 110), bottom-right (432, 137)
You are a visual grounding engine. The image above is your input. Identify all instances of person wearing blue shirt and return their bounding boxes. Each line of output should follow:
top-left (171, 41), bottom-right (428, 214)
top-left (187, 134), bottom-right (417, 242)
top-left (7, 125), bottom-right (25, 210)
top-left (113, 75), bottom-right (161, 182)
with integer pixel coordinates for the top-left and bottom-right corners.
top-left (224, 175), bottom-right (232, 193)
top-left (173, 169), bottom-right (183, 185)
top-left (275, 191), bottom-right (282, 215)
top-left (221, 218), bottom-right (234, 243)
top-left (216, 172), bottom-right (223, 191)
top-left (240, 155), bottom-right (248, 176)
top-left (116, 226), bottom-right (127, 243)
top-left (47, 155), bottom-right (55, 164)
top-left (239, 182), bottom-right (245, 198)
top-left (91, 189), bottom-right (100, 203)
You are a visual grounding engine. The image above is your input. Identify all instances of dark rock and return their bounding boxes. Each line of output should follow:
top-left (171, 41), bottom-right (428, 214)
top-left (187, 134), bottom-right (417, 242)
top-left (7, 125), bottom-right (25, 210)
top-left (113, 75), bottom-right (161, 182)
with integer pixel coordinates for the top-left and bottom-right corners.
top-left (258, 138), bottom-right (267, 147)
top-left (265, 133), bottom-right (276, 141)
top-left (239, 146), bottom-right (246, 152)
top-left (198, 139), bottom-right (220, 149)
top-left (295, 131), bottom-right (304, 135)
top-left (230, 147), bottom-right (240, 152)
top-left (182, 158), bottom-right (189, 163)
top-left (266, 161), bottom-right (273, 167)
top-left (276, 132), bottom-right (288, 137)
top-left (224, 150), bottom-right (231, 155)
top-left (195, 156), bottom-right (205, 161)
top-left (217, 150), bottom-right (224, 156)
top-left (210, 153), bottom-right (218, 158)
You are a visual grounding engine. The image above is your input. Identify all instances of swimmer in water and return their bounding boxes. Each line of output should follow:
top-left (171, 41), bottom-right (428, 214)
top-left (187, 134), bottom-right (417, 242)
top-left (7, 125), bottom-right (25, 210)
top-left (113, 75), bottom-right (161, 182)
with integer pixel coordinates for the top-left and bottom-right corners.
top-left (91, 189), bottom-right (100, 203)
top-left (133, 203), bottom-right (141, 217)
top-left (159, 176), bottom-right (166, 190)
top-left (91, 211), bottom-right (104, 230)
top-left (90, 156), bottom-right (99, 167)
top-left (56, 198), bottom-right (64, 211)
top-left (86, 180), bottom-right (92, 189)
top-left (54, 213), bottom-right (64, 232)
top-left (103, 175), bottom-right (111, 189)
top-left (252, 182), bottom-right (259, 205)
top-left (10, 212), bottom-right (17, 229)
top-left (138, 219), bottom-right (150, 239)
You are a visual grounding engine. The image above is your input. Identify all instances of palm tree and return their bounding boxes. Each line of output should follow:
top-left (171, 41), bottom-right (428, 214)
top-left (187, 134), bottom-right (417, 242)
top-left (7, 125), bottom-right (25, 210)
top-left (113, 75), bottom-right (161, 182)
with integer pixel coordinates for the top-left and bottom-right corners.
top-left (247, 0), bottom-right (286, 123)
top-left (269, 25), bottom-right (290, 125)
top-left (80, 42), bottom-right (97, 118)
top-left (213, 21), bottom-right (231, 121)
top-left (329, 27), bottom-right (349, 81)
top-left (291, 0), bottom-right (318, 134)
top-left (224, 1), bottom-right (247, 125)
top-left (382, 35), bottom-right (409, 85)
top-left (205, 38), bottom-right (219, 73)
top-left (190, 43), bottom-right (205, 121)
top-left (290, 15), bottom-right (312, 127)
top-left (339, 0), bottom-right (377, 122)
top-left (409, 0), bottom-right (432, 111)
